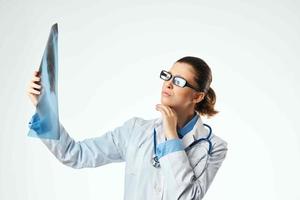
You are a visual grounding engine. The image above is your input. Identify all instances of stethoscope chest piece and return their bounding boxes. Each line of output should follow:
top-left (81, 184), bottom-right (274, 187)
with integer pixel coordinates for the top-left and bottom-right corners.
top-left (152, 155), bottom-right (160, 168)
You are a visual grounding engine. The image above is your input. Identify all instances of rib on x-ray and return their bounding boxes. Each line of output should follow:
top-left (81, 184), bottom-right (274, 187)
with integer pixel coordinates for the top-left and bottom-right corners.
top-left (28, 23), bottom-right (60, 140)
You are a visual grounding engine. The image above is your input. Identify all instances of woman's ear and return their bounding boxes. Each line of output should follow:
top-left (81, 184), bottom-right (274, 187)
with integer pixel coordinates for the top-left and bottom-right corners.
top-left (193, 92), bottom-right (205, 104)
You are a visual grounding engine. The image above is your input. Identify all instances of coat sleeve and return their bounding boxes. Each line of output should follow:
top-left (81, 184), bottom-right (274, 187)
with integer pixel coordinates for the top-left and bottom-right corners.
top-left (158, 138), bottom-right (228, 200)
top-left (28, 113), bottom-right (137, 169)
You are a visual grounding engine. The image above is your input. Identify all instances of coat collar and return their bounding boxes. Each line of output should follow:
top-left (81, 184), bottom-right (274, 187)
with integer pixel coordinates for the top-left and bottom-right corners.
top-left (174, 111), bottom-right (197, 138)
top-left (153, 111), bottom-right (211, 149)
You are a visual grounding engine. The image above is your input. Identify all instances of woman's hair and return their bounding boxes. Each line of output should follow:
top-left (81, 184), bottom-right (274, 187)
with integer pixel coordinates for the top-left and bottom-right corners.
top-left (176, 56), bottom-right (219, 118)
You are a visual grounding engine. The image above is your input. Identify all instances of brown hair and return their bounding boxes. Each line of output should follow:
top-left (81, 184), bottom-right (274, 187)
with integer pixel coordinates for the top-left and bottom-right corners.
top-left (176, 56), bottom-right (219, 118)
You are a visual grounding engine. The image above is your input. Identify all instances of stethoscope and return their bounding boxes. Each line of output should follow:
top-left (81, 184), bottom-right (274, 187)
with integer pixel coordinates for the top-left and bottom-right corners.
top-left (152, 123), bottom-right (213, 168)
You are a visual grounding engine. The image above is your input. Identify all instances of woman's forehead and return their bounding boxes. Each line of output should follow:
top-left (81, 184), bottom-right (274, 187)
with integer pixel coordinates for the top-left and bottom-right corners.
top-left (168, 62), bottom-right (195, 80)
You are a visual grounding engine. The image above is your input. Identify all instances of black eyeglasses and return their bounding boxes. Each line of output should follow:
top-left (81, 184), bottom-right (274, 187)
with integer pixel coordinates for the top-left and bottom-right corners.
top-left (160, 70), bottom-right (201, 92)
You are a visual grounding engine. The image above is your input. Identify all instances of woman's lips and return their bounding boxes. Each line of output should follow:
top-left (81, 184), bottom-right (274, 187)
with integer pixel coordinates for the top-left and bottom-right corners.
top-left (162, 91), bottom-right (171, 96)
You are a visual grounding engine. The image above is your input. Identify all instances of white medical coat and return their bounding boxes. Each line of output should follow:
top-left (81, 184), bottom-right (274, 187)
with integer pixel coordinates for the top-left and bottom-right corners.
top-left (32, 113), bottom-right (228, 200)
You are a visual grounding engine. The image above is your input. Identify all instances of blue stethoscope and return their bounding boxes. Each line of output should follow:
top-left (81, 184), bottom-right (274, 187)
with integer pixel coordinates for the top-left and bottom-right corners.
top-left (152, 123), bottom-right (213, 168)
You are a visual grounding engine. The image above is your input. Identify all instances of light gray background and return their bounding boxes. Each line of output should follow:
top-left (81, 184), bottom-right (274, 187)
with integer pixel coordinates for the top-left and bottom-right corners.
top-left (0, 0), bottom-right (299, 199)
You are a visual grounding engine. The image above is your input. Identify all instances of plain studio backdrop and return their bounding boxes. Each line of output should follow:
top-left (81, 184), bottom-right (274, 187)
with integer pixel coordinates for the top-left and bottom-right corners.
top-left (0, 0), bottom-right (299, 199)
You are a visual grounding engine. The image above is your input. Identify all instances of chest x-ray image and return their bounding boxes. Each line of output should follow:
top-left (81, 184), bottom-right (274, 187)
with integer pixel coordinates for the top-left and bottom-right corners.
top-left (28, 23), bottom-right (60, 140)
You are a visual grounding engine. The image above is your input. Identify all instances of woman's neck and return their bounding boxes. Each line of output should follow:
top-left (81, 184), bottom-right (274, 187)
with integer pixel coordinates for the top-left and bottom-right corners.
top-left (175, 109), bottom-right (197, 130)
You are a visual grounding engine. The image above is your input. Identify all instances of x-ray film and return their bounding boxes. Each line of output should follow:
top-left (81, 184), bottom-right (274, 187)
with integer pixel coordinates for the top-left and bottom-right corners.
top-left (28, 23), bottom-right (60, 140)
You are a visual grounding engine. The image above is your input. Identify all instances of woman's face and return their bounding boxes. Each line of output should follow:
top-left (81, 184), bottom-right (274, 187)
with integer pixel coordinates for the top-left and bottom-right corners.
top-left (160, 62), bottom-right (203, 110)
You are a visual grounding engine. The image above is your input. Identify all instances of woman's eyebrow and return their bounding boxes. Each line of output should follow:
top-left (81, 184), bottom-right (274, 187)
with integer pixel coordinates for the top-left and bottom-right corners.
top-left (168, 70), bottom-right (187, 80)
top-left (170, 71), bottom-right (186, 79)
top-left (168, 71), bottom-right (177, 76)
top-left (176, 75), bottom-right (188, 81)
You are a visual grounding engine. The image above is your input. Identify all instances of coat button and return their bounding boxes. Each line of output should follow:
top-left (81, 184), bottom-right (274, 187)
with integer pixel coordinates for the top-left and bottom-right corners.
top-left (157, 187), bottom-right (161, 192)
top-left (154, 183), bottom-right (161, 193)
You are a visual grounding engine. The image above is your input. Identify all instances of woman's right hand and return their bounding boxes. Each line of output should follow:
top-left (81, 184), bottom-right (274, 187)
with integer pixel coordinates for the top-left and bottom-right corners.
top-left (27, 70), bottom-right (42, 107)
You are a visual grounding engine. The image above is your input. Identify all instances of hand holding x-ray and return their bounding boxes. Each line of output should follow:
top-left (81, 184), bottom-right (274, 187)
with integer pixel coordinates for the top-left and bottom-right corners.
top-left (27, 23), bottom-right (60, 140)
top-left (27, 70), bottom-right (42, 107)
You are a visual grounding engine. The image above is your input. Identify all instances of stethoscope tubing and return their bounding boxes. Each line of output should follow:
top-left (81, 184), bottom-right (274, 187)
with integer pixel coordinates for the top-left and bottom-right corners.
top-left (152, 123), bottom-right (213, 168)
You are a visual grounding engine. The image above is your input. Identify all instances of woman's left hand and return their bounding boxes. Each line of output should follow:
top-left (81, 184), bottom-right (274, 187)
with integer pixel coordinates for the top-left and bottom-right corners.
top-left (155, 104), bottom-right (179, 140)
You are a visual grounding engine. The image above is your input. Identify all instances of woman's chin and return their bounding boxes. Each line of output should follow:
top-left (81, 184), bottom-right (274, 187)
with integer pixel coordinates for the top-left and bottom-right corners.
top-left (160, 97), bottom-right (173, 106)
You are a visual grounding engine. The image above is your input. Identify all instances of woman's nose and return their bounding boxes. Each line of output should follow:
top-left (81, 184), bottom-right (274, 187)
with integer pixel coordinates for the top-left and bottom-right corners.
top-left (165, 78), bottom-right (174, 89)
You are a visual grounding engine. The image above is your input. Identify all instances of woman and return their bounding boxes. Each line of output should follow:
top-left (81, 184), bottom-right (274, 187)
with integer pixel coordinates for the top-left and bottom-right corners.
top-left (27, 56), bottom-right (228, 200)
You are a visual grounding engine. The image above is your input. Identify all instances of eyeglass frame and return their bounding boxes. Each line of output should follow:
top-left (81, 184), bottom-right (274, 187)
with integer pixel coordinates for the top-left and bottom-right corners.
top-left (160, 70), bottom-right (202, 92)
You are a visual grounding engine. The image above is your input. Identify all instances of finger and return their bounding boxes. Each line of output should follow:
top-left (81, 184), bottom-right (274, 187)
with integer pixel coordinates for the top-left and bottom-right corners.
top-left (30, 82), bottom-right (42, 90)
top-left (28, 88), bottom-right (41, 95)
top-left (156, 107), bottom-right (170, 121)
top-left (157, 104), bottom-right (171, 116)
top-left (155, 105), bottom-right (167, 116)
top-left (34, 70), bottom-right (40, 76)
top-left (166, 106), bottom-right (176, 116)
top-left (32, 76), bottom-right (41, 82)
top-left (163, 106), bottom-right (174, 116)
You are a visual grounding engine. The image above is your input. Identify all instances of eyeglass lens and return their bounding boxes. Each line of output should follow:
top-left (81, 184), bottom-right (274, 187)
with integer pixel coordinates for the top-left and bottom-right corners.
top-left (160, 70), bottom-right (186, 87)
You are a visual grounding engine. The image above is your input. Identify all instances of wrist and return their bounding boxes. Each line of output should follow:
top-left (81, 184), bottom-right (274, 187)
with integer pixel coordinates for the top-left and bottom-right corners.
top-left (165, 135), bottom-right (179, 140)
